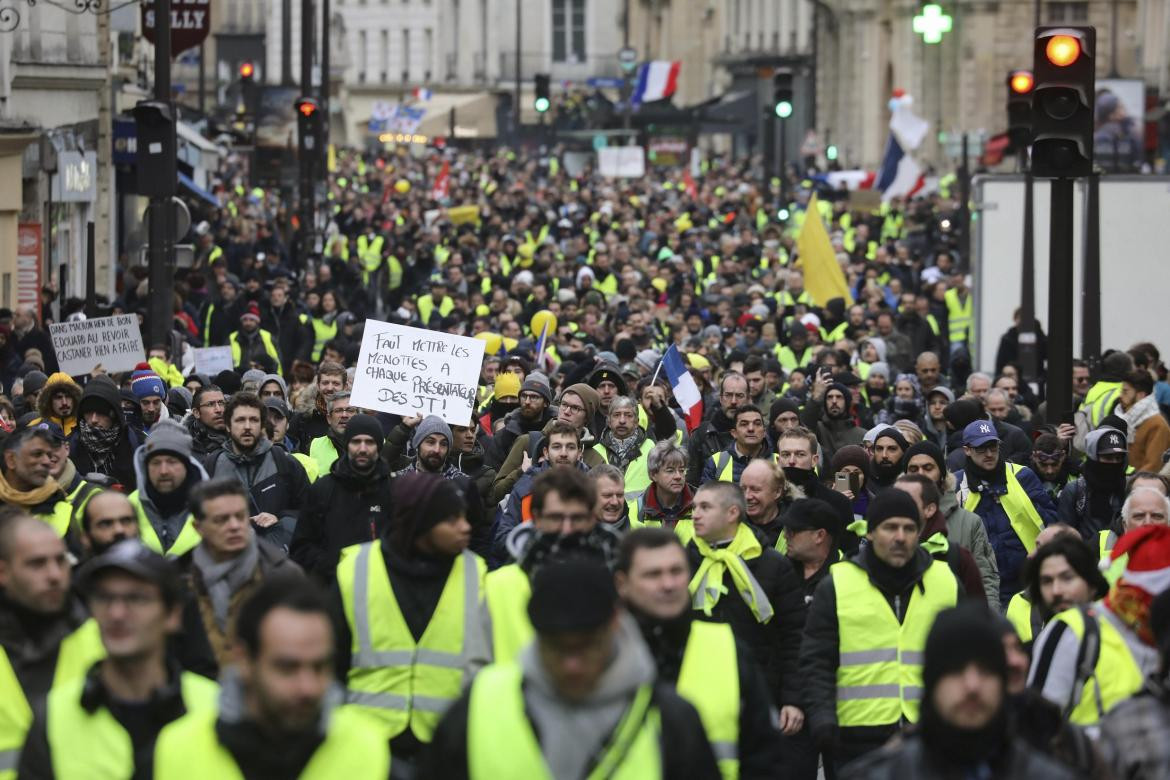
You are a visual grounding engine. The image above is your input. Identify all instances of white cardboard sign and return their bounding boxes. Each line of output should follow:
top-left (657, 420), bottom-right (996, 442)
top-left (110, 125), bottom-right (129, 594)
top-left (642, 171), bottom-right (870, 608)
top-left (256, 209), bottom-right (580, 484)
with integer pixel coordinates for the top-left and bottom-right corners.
top-left (192, 346), bottom-right (234, 376)
top-left (350, 320), bottom-right (485, 426)
top-left (598, 146), bottom-right (645, 178)
top-left (49, 314), bottom-right (145, 377)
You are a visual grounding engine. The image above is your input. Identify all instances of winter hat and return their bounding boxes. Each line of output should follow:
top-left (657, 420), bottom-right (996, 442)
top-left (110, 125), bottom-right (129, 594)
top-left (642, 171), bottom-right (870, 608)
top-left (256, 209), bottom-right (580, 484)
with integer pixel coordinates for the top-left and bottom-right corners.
top-left (389, 472), bottom-right (467, 550)
top-left (945, 399), bottom-right (984, 431)
top-left (866, 487), bottom-right (922, 533)
top-left (830, 445), bottom-right (870, 476)
top-left (520, 373), bottom-right (553, 404)
top-left (826, 382), bottom-right (853, 412)
top-left (412, 415), bottom-right (453, 450)
top-left (835, 371), bottom-right (862, 388)
top-left (635, 349), bottom-right (661, 372)
top-left (861, 337), bottom-right (888, 363)
top-left (493, 372), bottom-right (521, 400)
top-left (22, 370), bottom-right (48, 395)
top-left (1106, 525), bottom-right (1170, 645)
top-left (922, 603), bottom-right (1008, 694)
top-left (863, 424), bottom-right (893, 446)
top-left (141, 419), bottom-right (194, 464)
top-left (167, 387), bottom-right (192, 416)
top-left (214, 370), bottom-right (241, 396)
top-left (258, 373), bottom-right (288, 399)
top-left (902, 441), bottom-right (946, 477)
top-left (783, 498), bottom-right (843, 538)
top-left (344, 413), bottom-right (384, 451)
top-left (893, 419), bottom-right (924, 444)
top-left (528, 559), bottom-right (618, 634)
top-left (925, 385), bottom-right (956, 404)
top-left (240, 302), bottom-right (261, 323)
top-left (874, 427), bottom-right (910, 452)
top-left (130, 365), bottom-right (166, 401)
top-left (561, 383), bottom-right (601, 421)
top-left (240, 368), bottom-right (267, 389)
top-left (769, 398), bottom-right (801, 425)
top-left (867, 362), bottom-right (891, 381)
top-left (1100, 414), bottom-right (1130, 438)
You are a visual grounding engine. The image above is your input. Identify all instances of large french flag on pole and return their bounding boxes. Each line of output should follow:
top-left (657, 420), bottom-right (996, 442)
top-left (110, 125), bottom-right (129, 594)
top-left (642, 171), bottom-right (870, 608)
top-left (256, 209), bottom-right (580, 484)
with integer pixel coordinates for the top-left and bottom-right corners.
top-left (875, 93), bottom-right (929, 201)
top-left (659, 345), bottom-right (703, 432)
top-left (632, 61), bottom-right (681, 106)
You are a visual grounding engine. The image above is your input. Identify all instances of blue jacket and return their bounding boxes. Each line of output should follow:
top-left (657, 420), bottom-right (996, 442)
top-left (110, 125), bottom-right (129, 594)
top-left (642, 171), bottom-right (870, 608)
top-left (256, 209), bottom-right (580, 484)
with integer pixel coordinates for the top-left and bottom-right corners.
top-left (490, 460), bottom-right (590, 565)
top-left (954, 462), bottom-right (1057, 604)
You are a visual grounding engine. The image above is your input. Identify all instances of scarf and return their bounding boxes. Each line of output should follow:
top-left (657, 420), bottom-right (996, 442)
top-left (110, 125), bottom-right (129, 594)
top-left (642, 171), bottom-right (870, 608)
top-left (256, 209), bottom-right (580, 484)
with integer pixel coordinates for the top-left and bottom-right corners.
top-left (192, 537), bottom-right (260, 632)
top-left (690, 522), bottom-right (774, 623)
top-left (78, 420), bottom-right (121, 476)
top-left (187, 416), bottom-right (228, 452)
top-left (1118, 394), bottom-right (1160, 442)
top-left (599, 427), bottom-right (645, 472)
top-left (0, 470), bottom-right (61, 509)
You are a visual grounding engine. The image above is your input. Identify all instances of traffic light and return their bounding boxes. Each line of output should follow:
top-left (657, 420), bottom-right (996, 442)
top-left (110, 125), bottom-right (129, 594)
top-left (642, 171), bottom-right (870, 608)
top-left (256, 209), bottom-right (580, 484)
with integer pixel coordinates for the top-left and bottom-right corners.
top-left (133, 100), bottom-right (176, 198)
top-left (773, 72), bottom-right (793, 119)
top-left (1031, 26), bottom-right (1095, 178)
top-left (239, 61), bottom-right (255, 82)
top-left (826, 145), bottom-right (838, 161)
top-left (295, 97), bottom-right (321, 154)
top-left (534, 74), bottom-right (550, 113)
top-left (1006, 69), bottom-right (1034, 151)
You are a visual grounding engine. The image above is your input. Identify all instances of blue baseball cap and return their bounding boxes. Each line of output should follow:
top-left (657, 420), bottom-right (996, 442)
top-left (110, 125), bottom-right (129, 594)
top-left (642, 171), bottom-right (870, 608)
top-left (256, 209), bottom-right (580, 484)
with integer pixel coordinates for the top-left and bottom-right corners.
top-left (962, 420), bottom-right (1000, 448)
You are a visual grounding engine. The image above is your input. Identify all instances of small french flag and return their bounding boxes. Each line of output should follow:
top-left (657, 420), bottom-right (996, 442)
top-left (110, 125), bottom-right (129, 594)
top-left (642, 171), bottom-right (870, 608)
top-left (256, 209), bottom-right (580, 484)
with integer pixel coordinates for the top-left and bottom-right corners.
top-left (659, 345), bottom-right (703, 432)
top-left (631, 61), bottom-right (680, 106)
top-left (413, 87), bottom-right (433, 101)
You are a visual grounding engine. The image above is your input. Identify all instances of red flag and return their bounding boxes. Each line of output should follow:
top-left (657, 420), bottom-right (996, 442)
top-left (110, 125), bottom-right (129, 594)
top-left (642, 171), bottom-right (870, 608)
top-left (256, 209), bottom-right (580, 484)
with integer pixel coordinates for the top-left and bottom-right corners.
top-left (431, 160), bottom-right (450, 201)
top-left (683, 168), bottom-right (698, 199)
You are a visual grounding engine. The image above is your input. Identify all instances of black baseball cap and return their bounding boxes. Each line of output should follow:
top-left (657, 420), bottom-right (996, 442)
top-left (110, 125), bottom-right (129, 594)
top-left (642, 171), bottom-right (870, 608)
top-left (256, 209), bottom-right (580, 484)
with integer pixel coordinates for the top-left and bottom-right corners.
top-left (79, 539), bottom-right (182, 604)
top-left (527, 560), bottom-right (617, 634)
top-left (783, 498), bottom-right (842, 538)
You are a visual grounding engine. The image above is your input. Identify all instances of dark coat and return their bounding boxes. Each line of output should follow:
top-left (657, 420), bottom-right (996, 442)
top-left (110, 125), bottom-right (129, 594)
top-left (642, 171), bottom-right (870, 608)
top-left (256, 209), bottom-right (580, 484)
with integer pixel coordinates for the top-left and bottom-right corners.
top-left (70, 379), bottom-right (140, 491)
top-left (204, 439), bottom-right (310, 550)
top-left (686, 407), bottom-right (735, 487)
top-left (841, 733), bottom-right (1079, 780)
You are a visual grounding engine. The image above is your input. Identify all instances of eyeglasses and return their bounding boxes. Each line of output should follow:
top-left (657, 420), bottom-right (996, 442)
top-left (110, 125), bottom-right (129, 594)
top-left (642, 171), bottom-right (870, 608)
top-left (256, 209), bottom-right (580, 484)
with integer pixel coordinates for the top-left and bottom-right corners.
top-left (560, 402), bottom-right (585, 415)
top-left (199, 399), bottom-right (226, 409)
top-left (971, 442), bottom-right (1000, 454)
top-left (90, 590), bottom-right (159, 610)
top-left (520, 392), bottom-right (545, 403)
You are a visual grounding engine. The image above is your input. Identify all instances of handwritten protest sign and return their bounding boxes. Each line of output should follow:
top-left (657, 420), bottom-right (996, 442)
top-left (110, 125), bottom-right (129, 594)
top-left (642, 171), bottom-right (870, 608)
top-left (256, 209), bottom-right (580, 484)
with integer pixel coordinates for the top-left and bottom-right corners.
top-left (49, 314), bottom-right (145, 377)
top-left (350, 320), bottom-right (486, 426)
top-left (193, 346), bottom-right (234, 376)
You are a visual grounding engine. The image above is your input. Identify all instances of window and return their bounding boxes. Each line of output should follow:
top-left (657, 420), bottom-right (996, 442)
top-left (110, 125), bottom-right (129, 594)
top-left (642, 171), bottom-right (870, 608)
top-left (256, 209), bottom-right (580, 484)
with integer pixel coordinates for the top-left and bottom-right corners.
top-left (358, 30), bottom-right (368, 82)
top-left (552, 0), bottom-right (586, 63)
top-left (1047, 1), bottom-right (1089, 22)
top-left (381, 30), bottom-right (390, 82)
top-left (402, 29), bottom-right (411, 80)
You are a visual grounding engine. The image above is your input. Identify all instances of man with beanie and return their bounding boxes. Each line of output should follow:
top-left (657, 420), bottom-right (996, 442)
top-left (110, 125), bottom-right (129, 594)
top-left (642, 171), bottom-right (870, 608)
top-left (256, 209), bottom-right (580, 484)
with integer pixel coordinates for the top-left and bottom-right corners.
top-left (291, 413), bottom-right (392, 580)
top-left (331, 471), bottom-right (490, 772)
top-left (800, 488), bottom-right (960, 773)
top-left (31, 371), bottom-right (80, 440)
top-left (784, 498), bottom-right (844, 604)
top-left (895, 473), bottom-right (988, 604)
top-left (955, 420), bottom-right (1057, 604)
top-left (15, 369), bottom-right (47, 417)
top-left (477, 371), bottom-right (520, 435)
top-left (1028, 525), bottom-right (1170, 728)
top-left (1058, 426), bottom-right (1129, 539)
top-left (687, 372), bottom-right (748, 488)
top-left (487, 373), bottom-right (555, 469)
top-left (800, 370), bottom-right (864, 465)
top-left (869, 427), bottom-right (908, 490)
top-left (384, 414), bottom-right (466, 480)
top-left (844, 603), bottom-right (1077, 779)
top-left (424, 558), bottom-right (721, 780)
top-left (205, 392), bottom-right (310, 550)
top-left (228, 302), bottom-right (282, 375)
top-left (615, 527), bottom-right (783, 779)
top-left (768, 397), bottom-right (802, 447)
top-left (72, 377), bottom-right (140, 490)
top-left (129, 365), bottom-right (168, 436)
top-left (129, 420), bottom-right (209, 557)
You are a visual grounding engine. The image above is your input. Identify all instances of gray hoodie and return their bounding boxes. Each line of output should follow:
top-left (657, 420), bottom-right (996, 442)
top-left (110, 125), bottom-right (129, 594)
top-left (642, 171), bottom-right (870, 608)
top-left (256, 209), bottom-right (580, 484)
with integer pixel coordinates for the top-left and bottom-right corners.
top-left (516, 613), bottom-right (657, 780)
top-left (132, 422), bottom-right (210, 549)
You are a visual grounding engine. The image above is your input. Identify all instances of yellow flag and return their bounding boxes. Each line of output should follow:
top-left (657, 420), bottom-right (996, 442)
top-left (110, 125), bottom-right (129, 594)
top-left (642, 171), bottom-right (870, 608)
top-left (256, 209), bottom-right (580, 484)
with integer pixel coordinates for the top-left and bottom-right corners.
top-left (796, 193), bottom-right (853, 306)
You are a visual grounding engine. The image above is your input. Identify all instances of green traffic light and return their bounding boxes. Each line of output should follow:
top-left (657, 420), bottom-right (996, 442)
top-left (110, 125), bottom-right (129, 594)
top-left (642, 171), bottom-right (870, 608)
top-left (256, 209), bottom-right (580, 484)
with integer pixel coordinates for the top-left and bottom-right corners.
top-left (777, 208), bottom-right (790, 221)
top-left (534, 97), bottom-right (550, 113)
top-left (826, 145), bottom-right (838, 161)
top-left (775, 101), bottom-right (793, 119)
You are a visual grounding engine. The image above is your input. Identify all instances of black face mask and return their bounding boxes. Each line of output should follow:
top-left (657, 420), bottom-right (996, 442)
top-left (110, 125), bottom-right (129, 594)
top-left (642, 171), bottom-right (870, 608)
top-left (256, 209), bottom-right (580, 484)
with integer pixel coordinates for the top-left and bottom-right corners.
top-left (783, 466), bottom-right (815, 487)
top-left (1083, 458), bottom-right (1127, 492)
top-left (491, 400), bottom-right (519, 419)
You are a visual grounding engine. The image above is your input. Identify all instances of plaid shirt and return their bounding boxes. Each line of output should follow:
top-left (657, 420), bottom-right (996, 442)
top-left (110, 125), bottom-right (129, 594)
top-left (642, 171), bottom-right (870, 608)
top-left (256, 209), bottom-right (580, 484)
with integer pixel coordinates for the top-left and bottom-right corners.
top-left (1098, 676), bottom-right (1170, 779)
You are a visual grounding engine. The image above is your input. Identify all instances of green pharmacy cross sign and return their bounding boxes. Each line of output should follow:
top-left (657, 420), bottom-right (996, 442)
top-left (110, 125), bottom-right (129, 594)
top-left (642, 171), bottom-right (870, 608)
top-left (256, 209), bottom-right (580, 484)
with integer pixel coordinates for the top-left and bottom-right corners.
top-left (913, 4), bottom-right (953, 44)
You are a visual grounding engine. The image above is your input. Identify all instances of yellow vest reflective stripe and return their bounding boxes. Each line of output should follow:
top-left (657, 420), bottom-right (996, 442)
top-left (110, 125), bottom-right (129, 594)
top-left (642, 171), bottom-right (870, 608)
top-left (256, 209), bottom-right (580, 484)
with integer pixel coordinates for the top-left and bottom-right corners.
top-left (35, 499), bottom-right (73, 538)
top-left (944, 288), bottom-right (973, 345)
top-left (467, 663), bottom-right (662, 780)
top-left (832, 561), bottom-right (958, 726)
top-left (1080, 382), bottom-right (1122, 428)
top-left (309, 435), bottom-right (339, 476)
top-left (128, 492), bottom-right (201, 558)
top-left (962, 463), bottom-right (1045, 553)
top-left (484, 564), bottom-right (533, 662)
top-left (1053, 605), bottom-right (1145, 725)
top-left (0, 619), bottom-right (104, 779)
top-left (676, 621), bottom-right (739, 780)
top-left (153, 705), bottom-right (389, 779)
top-left (229, 330), bottom-right (281, 375)
top-left (310, 318), bottom-right (338, 362)
top-left (48, 671), bottom-right (218, 778)
top-left (1005, 592), bottom-right (1038, 644)
top-left (337, 543), bottom-right (486, 741)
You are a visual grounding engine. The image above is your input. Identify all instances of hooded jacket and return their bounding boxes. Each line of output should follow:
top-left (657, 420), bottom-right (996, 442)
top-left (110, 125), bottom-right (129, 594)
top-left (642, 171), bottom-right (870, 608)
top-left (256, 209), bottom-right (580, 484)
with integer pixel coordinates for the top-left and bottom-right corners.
top-left (686, 407), bottom-right (736, 487)
top-left (800, 393), bottom-right (865, 465)
top-left (33, 372), bottom-right (81, 439)
top-left (130, 437), bottom-right (209, 552)
top-left (71, 379), bottom-right (140, 490)
top-left (492, 419), bottom-right (604, 503)
top-left (205, 437), bottom-right (310, 550)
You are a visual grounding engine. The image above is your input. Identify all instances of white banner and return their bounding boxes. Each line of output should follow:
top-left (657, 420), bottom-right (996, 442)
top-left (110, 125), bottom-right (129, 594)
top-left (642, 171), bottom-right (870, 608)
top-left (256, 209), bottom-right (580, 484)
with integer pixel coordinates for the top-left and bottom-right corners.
top-left (350, 320), bottom-right (486, 426)
top-left (598, 146), bottom-right (645, 178)
top-left (49, 314), bottom-right (145, 377)
top-left (192, 346), bottom-right (234, 376)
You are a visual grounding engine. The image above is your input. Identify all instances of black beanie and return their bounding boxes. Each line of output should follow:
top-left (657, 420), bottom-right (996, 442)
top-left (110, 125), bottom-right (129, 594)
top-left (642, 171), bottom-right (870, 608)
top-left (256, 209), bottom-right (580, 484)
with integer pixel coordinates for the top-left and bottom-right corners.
top-left (345, 413), bottom-right (384, 451)
top-left (214, 370), bottom-right (241, 396)
top-left (827, 382), bottom-right (853, 413)
top-left (923, 602), bottom-right (1008, 694)
top-left (527, 559), bottom-right (617, 634)
top-left (944, 399), bottom-right (983, 431)
top-left (866, 487), bottom-right (921, 533)
top-left (873, 427), bottom-right (909, 452)
top-left (902, 441), bottom-right (946, 477)
top-left (769, 397), bottom-right (800, 424)
top-left (390, 472), bottom-right (467, 549)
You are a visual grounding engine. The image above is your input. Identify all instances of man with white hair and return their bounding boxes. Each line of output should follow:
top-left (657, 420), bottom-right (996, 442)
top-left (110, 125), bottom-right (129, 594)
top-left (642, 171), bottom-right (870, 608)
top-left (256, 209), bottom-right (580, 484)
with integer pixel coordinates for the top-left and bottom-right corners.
top-left (966, 372), bottom-right (993, 403)
top-left (1101, 486), bottom-right (1170, 556)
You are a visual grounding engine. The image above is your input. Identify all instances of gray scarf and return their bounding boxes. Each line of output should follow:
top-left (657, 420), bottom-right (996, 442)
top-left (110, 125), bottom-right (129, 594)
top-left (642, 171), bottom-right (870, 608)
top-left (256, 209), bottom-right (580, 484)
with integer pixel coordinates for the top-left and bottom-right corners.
top-left (192, 537), bottom-right (260, 631)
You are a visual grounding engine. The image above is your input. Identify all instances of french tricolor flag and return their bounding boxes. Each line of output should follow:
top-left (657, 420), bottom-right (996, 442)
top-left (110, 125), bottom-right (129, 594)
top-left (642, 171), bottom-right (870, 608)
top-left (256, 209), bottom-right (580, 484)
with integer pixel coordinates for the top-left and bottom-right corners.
top-left (632, 61), bottom-right (680, 106)
top-left (659, 345), bottom-right (703, 432)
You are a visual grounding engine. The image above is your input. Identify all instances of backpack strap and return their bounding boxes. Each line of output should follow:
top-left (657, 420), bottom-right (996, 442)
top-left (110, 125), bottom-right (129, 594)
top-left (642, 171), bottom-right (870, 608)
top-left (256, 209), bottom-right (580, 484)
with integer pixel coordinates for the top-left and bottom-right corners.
top-left (1063, 604), bottom-right (1102, 720)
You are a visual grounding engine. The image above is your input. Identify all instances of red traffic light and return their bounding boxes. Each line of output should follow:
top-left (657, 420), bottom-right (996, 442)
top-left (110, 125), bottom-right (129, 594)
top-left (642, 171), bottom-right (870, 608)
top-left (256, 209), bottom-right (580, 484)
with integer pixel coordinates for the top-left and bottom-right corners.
top-left (1009, 70), bottom-right (1034, 94)
top-left (296, 98), bottom-right (319, 118)
top-left (239, 62), bottom-right (255, 79)
top-left (1045, 35), bottom-right (1081, 67)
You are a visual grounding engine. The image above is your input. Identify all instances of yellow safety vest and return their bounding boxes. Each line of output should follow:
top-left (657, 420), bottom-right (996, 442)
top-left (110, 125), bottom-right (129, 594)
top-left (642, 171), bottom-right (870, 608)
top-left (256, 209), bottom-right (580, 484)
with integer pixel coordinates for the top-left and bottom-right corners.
top-left (484, 564), bottom-right (532, 662)
top-left (386, 255), bottom-right (404, 290)
top-left (1005, 592), bottom-right (1040, 644)
top-left (591, 438), bottom-right (655, 498)
top-left (944, 288), bottom-right (973, 347)
top-left (773, 344), bottom-right (813, 372)
top-left (707, 450), bottom-right (779, 484)
top-left (1080, 381), bottom-right (1122, 428)
top-left (66, 478), bottom-right (103, 536)
top-left (337, 543), bottom-right (486, 741)
top-left (961, 463), bottom-right (1045, 554)
top-left (1051, 605), bottom-right (1145, 725)
top-left (467, 663), bottom-right (662, 780)
top-left (418, 294), bottom-right (455, 325)
top-left (128, 492), bottom-right (201, 558)
top-left (309, 435), bottom-right (340, 476)
top-left (153, 705), bottom-right (389, 780)
top-left (35, 499), bottom-right (74, 538)
top-left (832, 560), bottom-right (958, 726)
top-left (47, 671), bottom-right (218, 778)
top-left (228, 329), bottom-right (282, 376)
top-left (293, 452), bottom-right (319, 483)
top-left (0, 619), bottom-right (104, 779)
top-left (677, 621), bottom-right (739, 780)
top-left (357, 234), bottom-right (384, 275)
top-left (310, 318), bottom-right (338, 362)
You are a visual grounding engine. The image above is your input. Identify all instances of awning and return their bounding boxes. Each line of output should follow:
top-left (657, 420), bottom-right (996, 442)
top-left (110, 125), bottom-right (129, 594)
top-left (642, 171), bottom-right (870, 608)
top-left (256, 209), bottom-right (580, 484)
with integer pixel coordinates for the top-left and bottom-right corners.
top-left (179, 171), bottom-right (219, 207)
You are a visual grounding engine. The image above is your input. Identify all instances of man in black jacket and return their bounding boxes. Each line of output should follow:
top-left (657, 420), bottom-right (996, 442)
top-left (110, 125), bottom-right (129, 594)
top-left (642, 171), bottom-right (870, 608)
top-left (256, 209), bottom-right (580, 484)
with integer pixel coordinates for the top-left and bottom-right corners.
top-left (486, 375), bottom-right (556, 469)
top-left (616, 527), bottom-right (782, 779)
top-left (686, 372), bottom-right (747, 487)
top-left (184, 385), bottom-right (228, 458)
top-left (290, 414), bottom-right (394, 583)
top-left (71, 376), bottom-right (140, 491)
top-left (261, 282), bottom-right (308, 373)
top-left (777, 426), bottom-right (860, 556)
top-left (205, 392), bottom-right (309, 550)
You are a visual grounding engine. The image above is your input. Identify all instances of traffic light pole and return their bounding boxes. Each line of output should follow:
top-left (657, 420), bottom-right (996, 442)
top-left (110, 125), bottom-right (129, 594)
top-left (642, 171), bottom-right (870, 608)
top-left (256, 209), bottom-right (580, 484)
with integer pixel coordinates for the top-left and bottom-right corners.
top-left (1047, 177), bottom-right (1075, 423)
top-left (1018, 150), bottom-right (1038, 383)
top-left (1082, 171), bottom-right (1101, 365)
top-left (148, 0), bottom-right (174, 350)
top-left (299, 0), bottom-right (315, 266)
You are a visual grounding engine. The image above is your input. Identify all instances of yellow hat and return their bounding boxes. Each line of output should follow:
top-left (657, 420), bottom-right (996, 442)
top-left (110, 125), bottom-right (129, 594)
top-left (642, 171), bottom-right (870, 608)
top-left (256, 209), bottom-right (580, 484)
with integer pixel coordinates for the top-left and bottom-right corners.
top-left (494, 372), bottom-right (521, 400)
top-left (651, 278), bottom-right (668, 293)
top-left (686, 353), bottom-right (711, 371)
